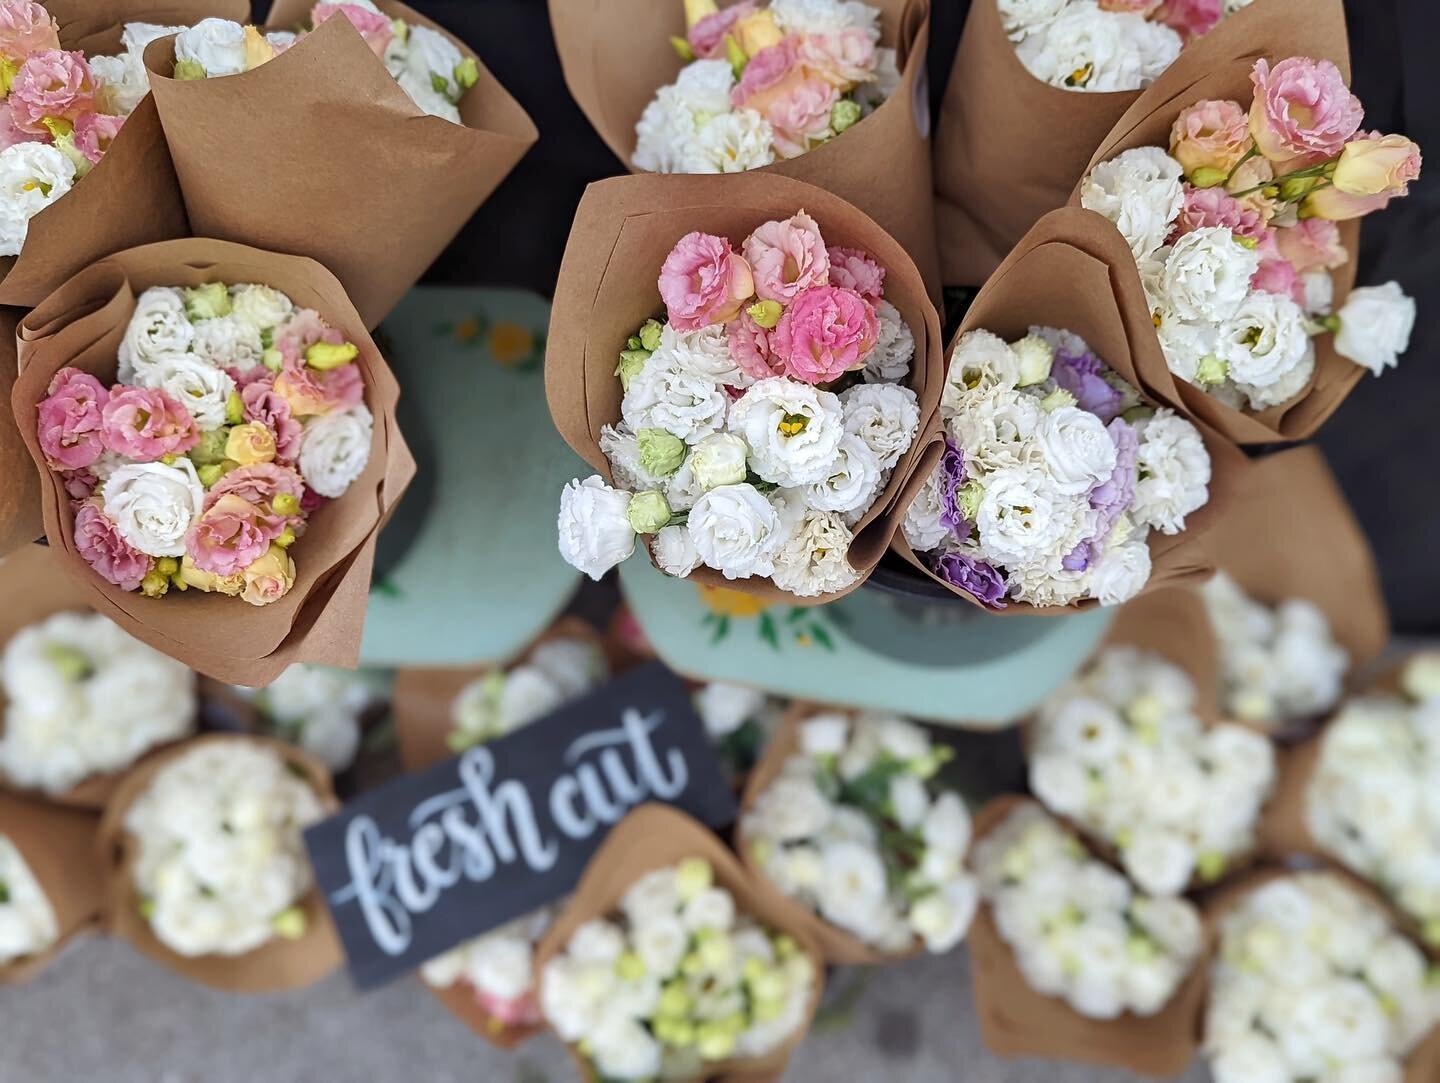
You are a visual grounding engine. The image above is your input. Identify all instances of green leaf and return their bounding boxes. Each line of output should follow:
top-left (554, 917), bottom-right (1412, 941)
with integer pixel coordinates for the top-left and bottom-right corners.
top-left (839, 760), bottom-right (907, 813)
top-left (809, 622), bottom-right (835, 651)
top-left (371, 577), bottom-right (402, 598)
top-left (759, 612), bottom-right (779, 650)
top-left (709, 616), bottom-right (731, 644)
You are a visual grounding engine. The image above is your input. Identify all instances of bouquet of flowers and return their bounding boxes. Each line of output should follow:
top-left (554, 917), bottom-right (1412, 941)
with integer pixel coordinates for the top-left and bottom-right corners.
top-left (1028, 645), bottom-right (1275, 894)
top-left (970, 800), bottom-right (1205, 1019)
top-left (739, 709), bottom-right (978, 961)
top-left (0, 610), bottom-right (195, 796)
top-left (1202, 570), bottom-right (1348, 729)
top-left (556, 203), bottom-right (928, 600)
top-left (1205, 871), bottom-right (1440, 1083)
top-left (422, 908), bottom-right (558, 1045)
top-left (236, 664), bottom-right (378, 774)
top-left (0, 833), bottom-right (57, 967)
top-left (1080, 54), bottom-right (1421, 434)
top-left (539, 842), bottom-right (819, 1081)
top-left (903, 325), bottom-right (1211, 608)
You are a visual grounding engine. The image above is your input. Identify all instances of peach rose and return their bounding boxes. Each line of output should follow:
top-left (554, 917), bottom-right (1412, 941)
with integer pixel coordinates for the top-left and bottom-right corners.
top-left (240, 543), bottom-right (295, 606)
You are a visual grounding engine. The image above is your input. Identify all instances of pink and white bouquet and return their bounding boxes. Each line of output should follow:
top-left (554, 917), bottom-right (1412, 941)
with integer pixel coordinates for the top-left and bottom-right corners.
top-left (634, 0), bottom-right (896, 173)
top-left (556, 210), bottom-right (921, 599)
top-left (904, 326), bottom-right (1211, 608)
top-left (1082, 56), bottom-right (1421, 411)
top-left (34, 282), bottom-right (373, 607)
top-left (171, 2), bottom-right (479, 123)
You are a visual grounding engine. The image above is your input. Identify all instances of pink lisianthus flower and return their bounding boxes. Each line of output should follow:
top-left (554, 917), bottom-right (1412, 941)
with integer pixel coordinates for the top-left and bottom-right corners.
top-left (742, 211), bottom-right (830, 304)
top-left (207, 462), bottom-right (307, 538)
top-left (300, 487), bottom-right (328, 514)
top-left (771, 284), bottom-right (878, 383)
top-left (1170, 185), bottom-right (1266, 242)
top-left (730, 38), bottom-right (838, 158)
top-left (1274, 218), bottom-right (1347, 274)
top-left (0, 100), bottom-right (28, 151)
top-left (273, 353), bottom-right (363, 418)
top-left (825, 245), bottom-right (884, 301)
top-left (275, 308), bottom-right (343, 360)
top-left (794, 29), bottom-right (876, 87)
top-left (726, 310), bottom-right (784, 380)
top-left (242, 379), bottom-right (303, 463)
top-left (1248, 57), bottom-right (1364, 168)
top-left (1168, 99), bottom-right (1253, 176)
top-left (658, 231), bottom-right (755, 330)
top-left (688, 1), bottom-right (755, 59)
top-left (36, 366), bottom-right (109, 469)
top-left (1154, 0), bottom-right (1222, 42)
top-left (186, 493), bottom-right (271, 576)
top-left (1251, 254), bottom-right (1305, 306)
top-left (62, 467), bottom-right (98, 500)
top-left (9, 49), bottom-right (95, 134)
top-left (0, 1), bottom-right (59, 65)
top-left (476, 990), bottom-right (542, 1028)
top-left (74, 500), bottom-right (150, 590)
top-left (73, 112), bottom-right (125, 165)
top-left (313, 2), bottom-right (395, 58)
top-left (100, 385), bottom-right (199, 460)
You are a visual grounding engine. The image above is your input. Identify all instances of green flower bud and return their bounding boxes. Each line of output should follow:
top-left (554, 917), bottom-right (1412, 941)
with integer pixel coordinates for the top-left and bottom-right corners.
top-left (956, 479), bottom-right (984, 523)
top-left (614, 951), bottom-right (647, 982)
top-left (1013, 334), bottom-right (1055, 386)
top-left (830, 98), bottom-right (862, 134)
top-left (305, 341), bottom-right (359, 370)
top-left (271, 907), bottom-right (308, 940)
top-left (724, 33), bottom-right (747, 78)
top-left (50, 130), bottom-right (91, 179)
top-left (274, 526), bottom-right (297, 549)
top-left (224, 390), bottom-right (245, 425)
top-left (637, 428), bottom-right (686, 477)
top-left (262, 347), bottom-right (284, 373)
top-left (184, 282), bottom-right (231, 320)
top-left (41, 642), bottom-right (93, 682)
top-left (140, 570), bottom-right (170, 598)
top-left (189, 426), bottom-right (232, 467)
top-left (197, 463), bottom-right (225, 488)
top-left (1234, 234), bottom-right (1260, 250)
top-left (1196, 850), bottom-right (1228, 883)
top-left (746, 299), bottom-right (783, 329)
top-left (690, 432), bottom-right (748, 489)
top-left (272, 492), bottom-right (301, 516)
top-left (615, 348), bottom-right (651, 390)
top-left (391, 18), bottom-right (409, 44)
top-left (1121, 404), bottom-right (1156, 425)
top-left (1194, 354), bottom-right (1229, 387)
top-left (637, 318), bottom-right (664, 352)
top-left (1279, 175), bottom-right (1322, 202)
top-left (627, 490), bottom-right (672, 534)
top-left (669, 35), bottom-right (696, 62)
top-left (454, 56), bottom-right (479, 91)
top-left (1039, 387), bottom-right (1076, 412)
top-left (1187, 166), bottom-right (1228, 189)
top-left (676, 856), bottom-right (713, 900)
top-left (138, 897), bottom-right (156, 919)
top-left (173, 58), bottom-right (207, 80)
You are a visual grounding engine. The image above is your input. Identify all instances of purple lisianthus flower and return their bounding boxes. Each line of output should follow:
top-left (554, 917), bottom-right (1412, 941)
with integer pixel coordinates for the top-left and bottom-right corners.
top-left (1089, 418), bottom-right (1139, 534)
top-left (938, 436), bottom-right (969, 538)
top-left (1062, 541), bottom-right (1096, 573)
top-left (1051, 344), bottom-right (1127, 423)
top-left (933, 549), bottom-right (1008, 608)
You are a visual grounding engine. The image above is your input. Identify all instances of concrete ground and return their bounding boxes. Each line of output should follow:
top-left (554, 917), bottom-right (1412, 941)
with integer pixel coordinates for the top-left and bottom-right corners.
top-left (0, 936), bottom-right (1209, 1082)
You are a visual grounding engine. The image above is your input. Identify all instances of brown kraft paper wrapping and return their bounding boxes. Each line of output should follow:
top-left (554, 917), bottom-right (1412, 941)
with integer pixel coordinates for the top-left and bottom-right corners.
top-left (535, 803), bottom-right (826, 1083)
top-left (1201, 868), bottom-right (1440, 1081)
top-left (1073, 0), bottom-right (1359, 445)
top-left (0, 307), bottom-right (41, 557)
top-left (142, 0), bottom-right (538, 330)
top-left (892, 206), bottom-right (1250, 613)
top-left (95, 732), bottom-right (343, 991)
top-left (546, 170), bottom-right (945, 605)
top-left (736, 704), bottom-right (923, 965)
top-left (967, 794), bottom-right (1207, 1077)
top-left (0, 1), bottom-right (250, 309)
top-left (548, 0), bottom-right (941, 299)
top-left (1196, 443), bottom-right (1388, 673)
top-left (0, 790), bottom-right (104, 983)
top-left (10, 238), bottom-right (416, 686)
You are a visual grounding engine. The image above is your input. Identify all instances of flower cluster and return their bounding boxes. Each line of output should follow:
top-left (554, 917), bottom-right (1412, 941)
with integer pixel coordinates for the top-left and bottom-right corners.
top-left (0, 834), bottom-right (58, 965)
top-left (237, 664), bottom-right (378, 773)
top-left (36, 282), bottom-right (373, 607)
top-left (448, 634), bottom-right (608, 753)
top-left (1202, 570), bottom-right (1348, 728)
top-left (1029, 646), bottom-right (1275, 895)
top-left (557, 212), bottom-right (921, 598)
top-left (905, 326), bottom-right (1210, 608)
top-left (422, 908), bottom-right (557, 1033)
top-left (742, 711), bottom-right (979, 954)
top-left (541, 858), bottom-right (816, 1080)
top-left (634, 0), bottom-right (896, 173)
top-left (124, 741), bottom-right (325, 956)
top-left (172, 1), bottom-right (480, 123)
top-left (695, 681), bottom-right (783, 779)
top-left (1305, 656), bottom-right (1440, 949)
top-left (0, 5), bottom-right (173, 254)
top-left (1082, 57), bottom-right (1421, 409)
top-left (0, 611), bottom-right (195, 794)
top-left (972, 802), bottom-right (1205, 1018)
top-left (1205, 872), bottom-right (1440, 1083)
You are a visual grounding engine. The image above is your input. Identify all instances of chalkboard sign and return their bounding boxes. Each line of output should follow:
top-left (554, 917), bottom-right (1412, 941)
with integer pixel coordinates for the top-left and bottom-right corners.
top-left (303, 662), bottom-right (738, 988)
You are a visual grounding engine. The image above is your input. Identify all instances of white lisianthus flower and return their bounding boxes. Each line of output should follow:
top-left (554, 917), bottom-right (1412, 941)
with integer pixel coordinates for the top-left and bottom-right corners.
top-left (1233, 341), bottom-right (1314, 410)
top-left (297, 705), bottom-right (362, 773)
top-left (174, 18), bottom-right (248, 77)
top-left (1154, 316), bottom-right (1219, 385)
top-left (840, 382), bottom-right (919, 470)
top-left (746, 775), bottom-right (834, 842)
top-left (0, 142), bottom-right (75, 257)
top-left (134, 352), bottom-right (236, 432)
top-left (633, 87), bottom-right (701, 174)
top-left (799, 713), bottom-right (849, 757)
top-left (598, 424), bottom-right (668, 493)
top-left (1080, 148), bottom-right (1185, 263)
top-left (909, 878), bottom-right (980, 954)
top-left (771, 0), bottom-right (867, 34)
top-left (1035, 406), bottom-right (1118, 496)
top-left (119, 287), bottom-right (194, 383)
top-left (298, 403), bottom-right (373, 498)
top-left (1131, 409), bottom-right (1210, 534)
top-left (190, 312), bottom-right (265, 372)
top-left (769, 509), bottom-right (861, 598)
top-left (684, 110), bottom-right (776, 174)
top-left (1333, 281), bottom-right (1416, 376)
top-left (622, 351), bottom-right (727, 443)
top-left (396, 69), bottom-right (462, 123)
top-left (901, 462), bottom-right (950, 552)
top-left (102, 459), bottom-right (205, 558)
top-left (405, 25), bottom-right (465, 100)
top-left (728, 378), bottom-right (845, 487)
top-left (943, 329), bottom-right (1022, 412)
top-left (1019, 4), bottom-right (1180, 94)
top-left (862, 301), bottom-right (916, 384)
top-left (122, 21), bottom-right (187, 55)
top-left (557, 475), bottom-right (635, 580)
top-left (974, 465), bottom-right (1084, 567)
top-left (657, 323), bottom-right (750, 388)
top-left (689, 483), bottom-right (786, 580)
top-left (1123, 825), bottom-right (1196, 896)
top-left (997, 0), bottom-right (1069, 40)
top-left (1301, 270), bottom-right (1335, 316)
top-left (1154, 228), bottom-right (1260, 324)
top-left (652, 523), bottom-right (702, 579)
top-left (90, 52), bottom-right (149, 117)
top-left (689, 432), bottom-right (749, 490)
top-left (229, 284), bottom-right (295, 335)
top-left (1089, 537), bottom-right (1152, 606)
top-left (804, 435), bottom-right (883, 516)
top-left (816, 840), bottom-right (889, 930)
top-left (1214, 291), bottom-right (1312, 390)
top-left (0, 835), bottom-right (58, 964)
top-left (694, 682), bottom-right (767, 740)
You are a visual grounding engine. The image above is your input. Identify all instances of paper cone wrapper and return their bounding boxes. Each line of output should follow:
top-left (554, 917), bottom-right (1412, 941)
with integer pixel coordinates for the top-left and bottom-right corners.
top-left (548, 0), bottom-right (940, 298)
top-left (1201, 867), bottom-right (1440, 1080)
top-left (1071, 0), bottom-right (1359, 444)
top-left (535, 803), bottom-right (826, 1082)
top-left (736, 704), bottom-right (924, 965)
top-left (393, 615), bottom-right (605, 773)
top-left (1197, 444), bottom-right (1387, 672)
top-left (893, 206), bottom-right (1250, 612)
top-left (546, 170), bottom-right (944, 604)
top-left (0, 790), bottom-right (104, 983)
top-left (95, 732), bottom-right (343, 991)
top-left (141, 0), bottom-right (538, 329)
top-left (10, 238), bottom-right (416, 685)
top-left (968, 795), bottom-right (1207, 1076)
top-left (0, 308), bottom-right (41, 557)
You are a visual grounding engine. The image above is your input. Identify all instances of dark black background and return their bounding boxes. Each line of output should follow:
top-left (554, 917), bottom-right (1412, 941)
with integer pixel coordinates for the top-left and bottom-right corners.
top-left (268, 0), bottom-right (1440, 628)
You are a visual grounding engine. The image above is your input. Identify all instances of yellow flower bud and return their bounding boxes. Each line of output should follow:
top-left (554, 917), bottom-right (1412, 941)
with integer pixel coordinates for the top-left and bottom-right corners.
top-left (305, 341), bottom-right (359, 371)
top-left (243, 25), bottom-right (274, 71)
top-left (683, 0), bottom-right (719, 28)
top-left (274, 526), bottom-right (297, 549)
top-left (272, 492), bottom-right (301, 516)
top-left (173, 58), bottom-right (206, 80)
top-left (155, 557), bottom-right (180, 577)
top-left (676, 856), bottom-right (713, 901)
top-left (1187, 166), bottom-right (1228, 188)
top-left (225, 390), bottom-right (245, 424)
top-left (747, 299), bottom-right (783, 329)
top-left (140, 570), bottom-right (170, 598)
top-left (271, 906), bottom-right (308, 940)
